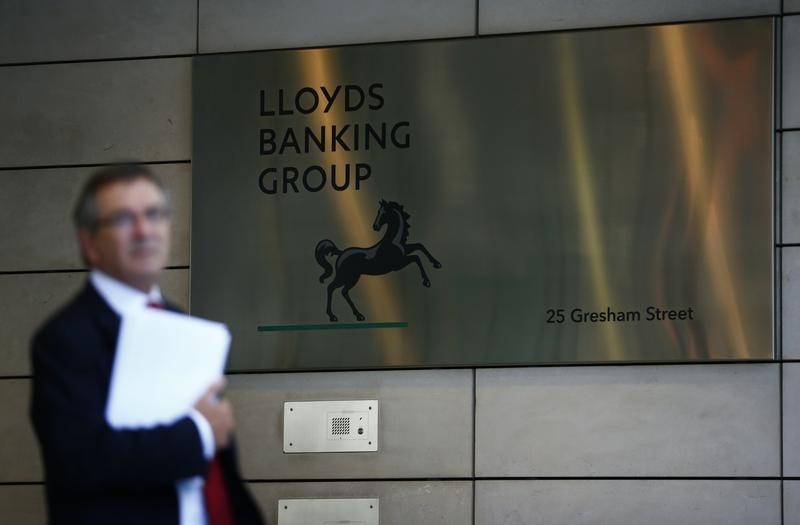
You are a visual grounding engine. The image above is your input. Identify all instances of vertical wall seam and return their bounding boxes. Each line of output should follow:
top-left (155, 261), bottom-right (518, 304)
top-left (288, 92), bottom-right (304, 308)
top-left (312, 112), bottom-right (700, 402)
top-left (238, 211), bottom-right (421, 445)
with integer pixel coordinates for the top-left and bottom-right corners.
top-left (779, 14), bottom-right (784, 249)
top-left (781, 330), bottom-right (785, 525)
top-left (781, 358), bottom-right (785, 524)
top-left (780, 59), bottom-right (785, 525)
top-left (472, 368), bottom-right (477, 525)
top-left (196, 0), bottom-right (200, 54)
top-left (475, 0), bottom-right (480, 36)
top-left (778, 15), bottom-right (785, 525)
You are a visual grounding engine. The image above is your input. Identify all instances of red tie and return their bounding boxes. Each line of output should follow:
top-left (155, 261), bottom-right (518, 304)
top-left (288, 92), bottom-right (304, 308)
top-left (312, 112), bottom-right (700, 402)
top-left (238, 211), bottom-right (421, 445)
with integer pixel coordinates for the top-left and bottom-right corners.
top-left (146, 300), bottom-right (165, 309)
top-left (204, 456), bottom-right (234, 525)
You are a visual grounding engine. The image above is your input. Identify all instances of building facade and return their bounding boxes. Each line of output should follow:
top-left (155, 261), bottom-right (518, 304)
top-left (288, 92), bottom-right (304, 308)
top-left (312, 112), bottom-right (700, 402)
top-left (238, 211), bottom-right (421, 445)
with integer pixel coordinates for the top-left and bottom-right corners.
top-left (0, 1), bottom-right (797, 523)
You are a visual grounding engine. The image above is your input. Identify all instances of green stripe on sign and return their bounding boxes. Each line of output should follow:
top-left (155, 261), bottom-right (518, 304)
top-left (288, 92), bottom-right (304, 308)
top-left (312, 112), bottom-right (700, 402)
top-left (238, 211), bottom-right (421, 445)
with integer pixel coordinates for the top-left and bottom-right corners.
top-left (257, 322), bottom-right (408, 332)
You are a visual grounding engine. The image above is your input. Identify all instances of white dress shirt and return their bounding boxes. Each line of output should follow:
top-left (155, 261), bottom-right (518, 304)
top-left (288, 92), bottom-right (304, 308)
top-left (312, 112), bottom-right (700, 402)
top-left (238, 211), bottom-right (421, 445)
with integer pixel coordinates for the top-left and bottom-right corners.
top-left (90, 270), bottom-right (215, 525)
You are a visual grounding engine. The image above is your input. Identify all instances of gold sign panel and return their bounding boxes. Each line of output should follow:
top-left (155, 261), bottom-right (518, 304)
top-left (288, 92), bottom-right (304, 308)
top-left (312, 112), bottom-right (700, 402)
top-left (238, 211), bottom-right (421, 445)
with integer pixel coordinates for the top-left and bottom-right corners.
top-left (192, 18), bottom-right (774, 370)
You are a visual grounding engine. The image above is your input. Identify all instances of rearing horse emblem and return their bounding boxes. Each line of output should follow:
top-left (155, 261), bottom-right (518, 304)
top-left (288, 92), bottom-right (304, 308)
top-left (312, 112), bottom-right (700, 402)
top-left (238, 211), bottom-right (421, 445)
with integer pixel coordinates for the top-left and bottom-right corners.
top-left (315, 200), bottom-right (442, 322)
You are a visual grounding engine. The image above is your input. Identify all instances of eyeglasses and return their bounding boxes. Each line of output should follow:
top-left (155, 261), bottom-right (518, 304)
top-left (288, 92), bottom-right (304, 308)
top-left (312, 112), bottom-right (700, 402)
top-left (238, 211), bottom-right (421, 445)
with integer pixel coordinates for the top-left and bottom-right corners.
top-left (95, 206), bottom-right (171, 230)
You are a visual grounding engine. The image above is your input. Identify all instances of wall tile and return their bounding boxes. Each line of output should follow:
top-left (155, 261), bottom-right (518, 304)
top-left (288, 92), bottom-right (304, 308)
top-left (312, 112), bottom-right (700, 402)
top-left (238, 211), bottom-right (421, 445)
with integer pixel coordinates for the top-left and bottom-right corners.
top-left (786, 480), bottom-right (800, 525)
top-left (0, 273), bottom-right (82, 378)
top-left (785, 16), bottom-right (800, 129)
top-left (476, 364), bottom-right (780, 477)
top-left (0, 485), bottom-right (46, 525)
top-left (0, 380), bottom-right (42, 482)
top-left (249, 481), bottom-right (471, 525)
top-left (783, 364), bottom-right (800, 475)
top-left (227, 369), bottom-right (473, 479)
top-left (786, 133), bottom-right (800, 243)
top-left (161, 269), bottom-right (190, 312)
top-left (788, 1), bottom-right (800, 14)
top-left (0, 59), bottom-right (191, 168)
top-left (0, 269), bottom-right (188, 378)
top-left (480, 0), bottom-right (779, 34)
top-left (1, 370), bottom-right (472, 484)
top-left (476, 480), bottom-right (780, 525)
top-left (0, 164), bottom-right (190, 272)
top-left (0, 1), bottom-right (196, 65)
top-left (198, 0), bottom-right (475, 53)
top-left (785, 248), bottom-right (800, 359)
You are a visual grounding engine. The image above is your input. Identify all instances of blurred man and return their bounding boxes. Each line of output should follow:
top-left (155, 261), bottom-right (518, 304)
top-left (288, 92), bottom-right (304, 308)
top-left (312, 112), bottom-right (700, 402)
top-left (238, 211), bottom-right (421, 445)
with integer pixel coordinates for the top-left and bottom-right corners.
top-left (30, 164), bottom-right (263, 525)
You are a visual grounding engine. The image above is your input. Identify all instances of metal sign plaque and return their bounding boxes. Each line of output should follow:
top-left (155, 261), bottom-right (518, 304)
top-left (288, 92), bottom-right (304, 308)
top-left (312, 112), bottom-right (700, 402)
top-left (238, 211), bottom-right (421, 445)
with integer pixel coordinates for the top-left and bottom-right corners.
top-left (277, 499), bottom-right (379, 525)
top-left (283, 400), bottom-right (378, 453)
top-left (191, 18), bottom-right (773, 370)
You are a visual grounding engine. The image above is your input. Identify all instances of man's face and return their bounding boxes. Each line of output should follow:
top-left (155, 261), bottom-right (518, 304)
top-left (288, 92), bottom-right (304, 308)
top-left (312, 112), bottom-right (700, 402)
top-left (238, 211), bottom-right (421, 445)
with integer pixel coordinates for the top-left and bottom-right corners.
top-left (78, 178), bottom-right (171, 292)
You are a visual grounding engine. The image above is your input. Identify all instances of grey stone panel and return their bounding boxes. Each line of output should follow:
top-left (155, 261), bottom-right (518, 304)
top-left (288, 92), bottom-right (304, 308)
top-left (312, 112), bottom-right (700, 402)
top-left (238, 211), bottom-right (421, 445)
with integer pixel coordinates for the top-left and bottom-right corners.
top-left (786, 481), bottom-right (800, 525)
top-left (0, 163), bottom-right (191, 271)
top-left (786, 16), bottom-right (800, 129)
top-left (784, 364), bottom-right (800, 475)
top-left (476, 480), bottom-right (780, 525)
top-left (789, 1), bottom-right (800, 14)
top-left (0, 485), bottom-right (46, 525)
top-left (786, 133), bottom-right (800, 243)
top-left (0, 58), bottom-right (191, 168)
top-left (161, 269), bottom-right (191, 312)
top-left (249, 481), bottom-right (472, 525)
top-left (0, 273), bottom-right (83, 378)
top-left (227, 369), bottom-right (473, 479)
top-left (476, 364), bottom-right (780, 477)
top-left (785, 247), bottom-right (800, 359)
top-left (0, 269), bottom-right (189, 377)
top-left (479, 0), bottom-right (779, 34)
top-left (0, 380), bottom-right (42, 482)
top-left (198, 0), bottom-right (475, 53)
top-left (0, 1), bottom-right (196, 65)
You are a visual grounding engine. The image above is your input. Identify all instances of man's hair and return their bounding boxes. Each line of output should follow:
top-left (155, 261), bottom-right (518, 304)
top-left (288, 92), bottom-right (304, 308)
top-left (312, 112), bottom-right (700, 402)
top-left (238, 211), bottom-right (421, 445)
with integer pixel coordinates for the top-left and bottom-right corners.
top-left (73, 163), bottom-right (169, 231)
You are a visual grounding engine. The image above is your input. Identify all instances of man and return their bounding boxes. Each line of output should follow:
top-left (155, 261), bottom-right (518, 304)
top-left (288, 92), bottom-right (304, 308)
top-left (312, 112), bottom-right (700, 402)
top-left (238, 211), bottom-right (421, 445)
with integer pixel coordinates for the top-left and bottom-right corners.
top-left (30, 164), bottom-right (264, 525)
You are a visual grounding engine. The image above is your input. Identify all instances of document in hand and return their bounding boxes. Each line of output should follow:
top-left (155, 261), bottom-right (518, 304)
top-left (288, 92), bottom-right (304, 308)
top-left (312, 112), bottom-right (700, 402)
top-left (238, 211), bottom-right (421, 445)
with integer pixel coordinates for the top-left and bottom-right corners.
top-left (105, 308), bottom-right (231, 428)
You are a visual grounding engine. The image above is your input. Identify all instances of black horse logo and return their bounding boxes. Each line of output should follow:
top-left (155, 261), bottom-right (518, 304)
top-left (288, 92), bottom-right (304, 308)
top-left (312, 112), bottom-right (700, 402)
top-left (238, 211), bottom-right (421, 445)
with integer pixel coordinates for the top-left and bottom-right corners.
top-left (315, 200), bottom-right (442, 322)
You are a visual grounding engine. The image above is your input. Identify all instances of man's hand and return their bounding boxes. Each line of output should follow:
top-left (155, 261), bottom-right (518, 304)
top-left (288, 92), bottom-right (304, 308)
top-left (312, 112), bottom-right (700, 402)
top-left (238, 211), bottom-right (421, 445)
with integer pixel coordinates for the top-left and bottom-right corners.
top-left (193, 378), bottom-right (235, 451)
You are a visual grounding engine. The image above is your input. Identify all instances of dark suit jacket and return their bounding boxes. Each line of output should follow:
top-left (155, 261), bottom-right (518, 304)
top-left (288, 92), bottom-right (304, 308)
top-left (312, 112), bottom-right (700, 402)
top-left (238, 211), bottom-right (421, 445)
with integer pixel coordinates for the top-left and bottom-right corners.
top-left (30, 282), bottom-right (264, 525)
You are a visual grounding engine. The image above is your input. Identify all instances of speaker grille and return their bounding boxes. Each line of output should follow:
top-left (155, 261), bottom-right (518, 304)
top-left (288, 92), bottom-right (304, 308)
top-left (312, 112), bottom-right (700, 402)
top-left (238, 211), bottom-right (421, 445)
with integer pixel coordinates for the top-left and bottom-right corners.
top-left (331, 417), bottom-right (350, 435)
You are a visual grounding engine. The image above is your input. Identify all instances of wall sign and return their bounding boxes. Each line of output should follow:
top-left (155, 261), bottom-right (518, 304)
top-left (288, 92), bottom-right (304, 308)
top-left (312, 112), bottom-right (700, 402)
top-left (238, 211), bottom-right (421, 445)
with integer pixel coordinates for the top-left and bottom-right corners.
top-left (192, 17), bottom-right (773, 370)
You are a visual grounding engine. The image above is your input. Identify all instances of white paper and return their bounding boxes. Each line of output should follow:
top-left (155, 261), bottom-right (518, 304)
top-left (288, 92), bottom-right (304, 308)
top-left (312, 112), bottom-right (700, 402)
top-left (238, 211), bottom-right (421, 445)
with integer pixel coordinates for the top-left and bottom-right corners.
top-left (105, 308), bottom-right (230, 428)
